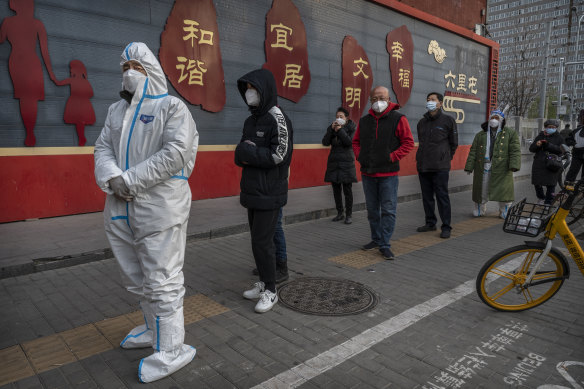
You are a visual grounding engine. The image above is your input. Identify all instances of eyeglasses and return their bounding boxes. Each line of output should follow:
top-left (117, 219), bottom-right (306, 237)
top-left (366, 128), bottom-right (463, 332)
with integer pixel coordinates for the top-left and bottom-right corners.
top-left (370, 97), bottom-right (389, 103)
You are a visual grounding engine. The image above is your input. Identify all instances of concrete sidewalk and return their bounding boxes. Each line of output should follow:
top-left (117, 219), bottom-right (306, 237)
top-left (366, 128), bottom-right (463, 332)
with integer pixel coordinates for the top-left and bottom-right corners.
top-left (0, 155), bottom-right (533, 278)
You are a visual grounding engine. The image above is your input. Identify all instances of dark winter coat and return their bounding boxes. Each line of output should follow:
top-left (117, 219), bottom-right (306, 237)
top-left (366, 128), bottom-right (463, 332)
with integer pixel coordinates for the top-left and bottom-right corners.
top-left (234, 69), bottom-right (293, 210)
top-left (416, 109), bottom-right (458, 172)
top-left (529, 131), bottom-right (565, 186)
top-left (322, 121), bottom-right (357, 183)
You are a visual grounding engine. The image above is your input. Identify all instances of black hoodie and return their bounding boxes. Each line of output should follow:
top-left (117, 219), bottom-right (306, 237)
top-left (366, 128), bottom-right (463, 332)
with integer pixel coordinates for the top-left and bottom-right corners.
top-left (234, 69), bottom-right (294, 210)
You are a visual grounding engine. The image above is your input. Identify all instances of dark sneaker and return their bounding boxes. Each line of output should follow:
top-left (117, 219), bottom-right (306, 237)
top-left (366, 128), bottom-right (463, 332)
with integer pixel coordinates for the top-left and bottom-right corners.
top-left (332, 214), bottom-right (344, 222)
top-left (416, 224), bottom-right (437, 232)
top-left (362, 241), bottom-right (379, 251)
top-left (380, 248), bottom-right (395, 260)
top-left (440, 229), bottom-right (451, 239)
top-left (344, 216), bottom-right (352, 224)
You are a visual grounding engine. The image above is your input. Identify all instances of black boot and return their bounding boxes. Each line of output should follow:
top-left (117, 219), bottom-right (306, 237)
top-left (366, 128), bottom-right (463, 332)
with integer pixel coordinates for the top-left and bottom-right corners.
top-left (276, 262), bottom-right (289, 283)
top-left (332, 213), bottom-right (344, 222)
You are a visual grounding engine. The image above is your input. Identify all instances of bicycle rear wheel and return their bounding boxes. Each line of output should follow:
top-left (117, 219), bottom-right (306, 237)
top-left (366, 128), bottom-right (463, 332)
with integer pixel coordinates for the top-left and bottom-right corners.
top-left (476, 244), bottom-right (568, 311)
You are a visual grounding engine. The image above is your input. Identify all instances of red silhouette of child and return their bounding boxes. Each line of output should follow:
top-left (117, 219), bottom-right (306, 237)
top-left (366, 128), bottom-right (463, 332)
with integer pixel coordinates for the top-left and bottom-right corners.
top-left (54, 60), bottom-right (96, 146)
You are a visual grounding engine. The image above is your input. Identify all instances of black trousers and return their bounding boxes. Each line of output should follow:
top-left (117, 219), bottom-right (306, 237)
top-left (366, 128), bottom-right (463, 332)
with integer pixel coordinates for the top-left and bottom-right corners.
top-left (566, 156), bottom-right (584, 182)
top-left (247, 208), bottom-right (279, 293)
top-left (418, 171), bottom-right (451, 230)
top-left (332, 182), bottom-right (353, 216)
top-left (535, 185), bottom-right (555, 204)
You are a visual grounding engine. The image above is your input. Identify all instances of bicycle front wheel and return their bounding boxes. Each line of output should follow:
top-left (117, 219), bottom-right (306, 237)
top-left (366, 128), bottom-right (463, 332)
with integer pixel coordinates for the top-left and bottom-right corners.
top-left (476, 244), bottom-right (568, 311)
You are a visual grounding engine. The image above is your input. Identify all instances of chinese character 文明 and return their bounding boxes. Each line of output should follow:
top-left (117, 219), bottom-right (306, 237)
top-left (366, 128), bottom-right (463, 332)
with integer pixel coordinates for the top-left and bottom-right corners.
top-left (183, 19), bottom-right (214, 47)
top-left (468, 76), bottom-right (478, 94)
top-left (457, 74), bottom-right (467, 92)
top-left (391, 41), bottom-right (404, 61)
top-left (398, 68), bottom-right (411, 88)
top-left (345, 87), bottom-right (361, 108)
top-left (282, 64), bottom-right (303, 88)
top-left (434, 371), bottom-right (465, 389)
top-left (270, 23), bottom-right (293, 51)
top-left (352, 57), bottom-right (369, 79)
top-left (176, 56), bottom-right (207, 85)
top-left (445, 70), bottom-right (456, 88)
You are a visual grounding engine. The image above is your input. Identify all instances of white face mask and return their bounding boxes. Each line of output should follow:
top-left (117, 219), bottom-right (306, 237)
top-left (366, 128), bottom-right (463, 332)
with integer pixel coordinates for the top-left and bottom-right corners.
top-left (426, 101), bottom-right (437, 111)
top-left (245, 88), bottom-right (260, 106)
top-left (122, 69), bottom-right (147, 94)
top-left (489, 119), bottom-right (500, 128)
top-left (335, 118), bottom-right (346, 126)
top-left (372, 100), bottom-right (388, 113)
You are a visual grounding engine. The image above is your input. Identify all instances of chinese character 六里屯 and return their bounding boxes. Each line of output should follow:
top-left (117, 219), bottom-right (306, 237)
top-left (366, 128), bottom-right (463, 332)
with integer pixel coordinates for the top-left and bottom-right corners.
top-left (445, 70), bottom-right (456, 89)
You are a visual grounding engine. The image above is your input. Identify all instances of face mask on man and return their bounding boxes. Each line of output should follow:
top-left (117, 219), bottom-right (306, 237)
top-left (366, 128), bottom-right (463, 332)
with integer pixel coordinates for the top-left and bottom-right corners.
top-left (426, 101), bottom-right (437, 112)
top-left (335, 118), bottom-right (346, 126)
top-left (245, 88), bottom-right (260, 106)
top-left (489, 118), bottom-right (500, 129)
top-left (122, 69), bottom-right (147, 94)
top-left (545, 127), bottom-right (557, 134)
top-left (372, 100), bottom-right (388, 113)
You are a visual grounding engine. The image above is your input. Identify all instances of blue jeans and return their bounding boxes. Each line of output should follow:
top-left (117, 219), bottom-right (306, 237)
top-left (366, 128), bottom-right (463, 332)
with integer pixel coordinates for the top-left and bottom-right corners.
top-left (274, 208), bottom-right (287, 263)
top-left (362, 175), bottom-right (398, 249)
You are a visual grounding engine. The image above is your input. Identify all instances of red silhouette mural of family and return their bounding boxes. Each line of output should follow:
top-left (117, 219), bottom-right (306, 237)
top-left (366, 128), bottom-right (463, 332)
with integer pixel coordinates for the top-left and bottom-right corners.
top-left (0, 0), bottom-right (95, 147)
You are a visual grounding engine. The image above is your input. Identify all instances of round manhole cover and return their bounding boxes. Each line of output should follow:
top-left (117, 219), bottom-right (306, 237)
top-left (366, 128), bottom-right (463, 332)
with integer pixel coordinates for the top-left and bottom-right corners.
top-left (277, 277), bottom-right (378, 316)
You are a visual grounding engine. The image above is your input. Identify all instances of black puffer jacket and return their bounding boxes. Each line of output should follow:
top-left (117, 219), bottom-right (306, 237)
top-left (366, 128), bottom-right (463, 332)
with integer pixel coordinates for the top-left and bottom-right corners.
top-left (416, 109), bottom-right (458, 172)
top-left (235, 69), bottom-right (293, 210)
top-left (322, 121), bottom-right (357, 183)
top-left (529, 131), bottom-right (565, 186)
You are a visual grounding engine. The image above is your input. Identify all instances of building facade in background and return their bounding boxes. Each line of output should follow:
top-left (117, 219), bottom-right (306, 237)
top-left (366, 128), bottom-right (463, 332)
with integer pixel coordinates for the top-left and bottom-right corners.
top-left (487, 0), bottom-right (582, 120)
top-left (0, 0), bottom-right (492, 222)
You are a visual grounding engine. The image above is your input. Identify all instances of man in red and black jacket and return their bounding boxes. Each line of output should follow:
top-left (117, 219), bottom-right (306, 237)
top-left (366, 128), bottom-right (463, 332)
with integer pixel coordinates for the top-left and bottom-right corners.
top-left (352, 86), bottom-right (414, 260)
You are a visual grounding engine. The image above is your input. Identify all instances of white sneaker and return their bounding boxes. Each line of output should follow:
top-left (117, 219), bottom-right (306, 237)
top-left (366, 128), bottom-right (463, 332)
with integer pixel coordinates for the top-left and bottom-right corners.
top-left (537, 199), bottom-right (545, 205)
top-left (243, 281), bottom-right (265, 300)
top-left (255, 290), bottom-right (278, 313)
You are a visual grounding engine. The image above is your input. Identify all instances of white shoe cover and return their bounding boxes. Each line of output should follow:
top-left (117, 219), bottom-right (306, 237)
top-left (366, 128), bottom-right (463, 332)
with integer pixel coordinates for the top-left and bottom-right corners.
top-left (472, 203), bottom-right (486, 217)
top-left (138, 344), bottom-right (196, 383)
top-left (120, 324), bottom-right (153, 349)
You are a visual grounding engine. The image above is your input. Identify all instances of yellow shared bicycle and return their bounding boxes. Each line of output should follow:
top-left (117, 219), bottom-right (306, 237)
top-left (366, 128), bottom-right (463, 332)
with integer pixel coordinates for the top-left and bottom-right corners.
top-left (476, 181), bottom-right (584, 311)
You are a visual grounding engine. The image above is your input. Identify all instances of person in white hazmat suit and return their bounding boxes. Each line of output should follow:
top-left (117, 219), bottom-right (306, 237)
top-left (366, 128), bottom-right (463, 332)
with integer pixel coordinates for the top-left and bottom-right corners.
top-left (94, 42), bottom-right (198, 383)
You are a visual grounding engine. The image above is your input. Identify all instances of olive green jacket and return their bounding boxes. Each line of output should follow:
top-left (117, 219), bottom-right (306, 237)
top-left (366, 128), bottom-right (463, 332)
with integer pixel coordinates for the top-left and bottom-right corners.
top-left (464, 125), bottom-right (521, 203)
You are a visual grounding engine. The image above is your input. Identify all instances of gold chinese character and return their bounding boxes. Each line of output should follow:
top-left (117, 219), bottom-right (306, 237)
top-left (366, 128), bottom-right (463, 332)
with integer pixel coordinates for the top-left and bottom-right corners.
top-left (176, 56), bottom-right (207, 86)
top-left (345, 87), bottom-right (361, 108)
top-left (183, 19), bottom-right (214, 46)
top-left (352, 58), bottom-right (369, 79)
top-left (468, 76), bottom-right (478, 94)
top-left (270, 23), bottom-right (293, 51)
top-left (282, 64), bottom-right (303, 88)
top-left (457, 74), bottom-right (467, 92)
top-left (398, 68), bottom-right (411, 88)
top-left (445, 70), bottom-right (456, 88)
top-left (391, 41), bottom-right (404, 61)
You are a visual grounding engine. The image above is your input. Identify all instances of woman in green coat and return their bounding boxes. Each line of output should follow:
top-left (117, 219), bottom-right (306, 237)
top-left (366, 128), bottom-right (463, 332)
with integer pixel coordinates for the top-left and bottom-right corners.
top-left (464, 109), bottom-right (521, 218)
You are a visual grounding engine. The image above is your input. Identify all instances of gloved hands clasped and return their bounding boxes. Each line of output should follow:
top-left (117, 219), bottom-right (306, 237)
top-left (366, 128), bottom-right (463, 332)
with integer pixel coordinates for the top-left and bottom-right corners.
top-left (109, 176), bottom-right (133, 202)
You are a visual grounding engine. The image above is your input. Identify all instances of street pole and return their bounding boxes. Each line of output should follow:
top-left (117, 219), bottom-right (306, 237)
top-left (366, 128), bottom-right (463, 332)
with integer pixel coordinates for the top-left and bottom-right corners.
top-left (539, 22), bottom-right (552, 120)
top-left (572, 15), bottom-right (584, 126)
top-left (559, 57), bottom-right (564, 119)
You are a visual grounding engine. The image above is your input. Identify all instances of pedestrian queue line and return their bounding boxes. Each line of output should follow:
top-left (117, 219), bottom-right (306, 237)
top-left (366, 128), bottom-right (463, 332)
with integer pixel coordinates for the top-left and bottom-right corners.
top-left (329, 216), bottom-right (503, 268)
top-left (0, 294), bottom-right (229, 386)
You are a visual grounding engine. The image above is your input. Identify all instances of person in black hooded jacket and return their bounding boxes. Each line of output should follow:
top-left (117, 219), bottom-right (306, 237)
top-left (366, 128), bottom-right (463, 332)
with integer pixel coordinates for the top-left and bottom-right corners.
top-left (235, 68), bottom-right (293, 314)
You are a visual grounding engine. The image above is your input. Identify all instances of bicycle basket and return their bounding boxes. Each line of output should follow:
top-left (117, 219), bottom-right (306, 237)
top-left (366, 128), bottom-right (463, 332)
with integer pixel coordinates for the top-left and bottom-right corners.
top-left (502, 198), bottom-right (555, 237)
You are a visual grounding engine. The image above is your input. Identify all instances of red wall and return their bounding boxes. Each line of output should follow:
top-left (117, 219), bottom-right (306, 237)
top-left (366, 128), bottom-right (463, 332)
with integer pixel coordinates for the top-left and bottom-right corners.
top-left (0, 146), bottom-right (471, 223)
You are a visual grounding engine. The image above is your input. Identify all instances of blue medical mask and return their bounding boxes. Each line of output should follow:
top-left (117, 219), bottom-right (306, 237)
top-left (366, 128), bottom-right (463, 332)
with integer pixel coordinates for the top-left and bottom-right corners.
top-left (544, 127), bottom-right (557, 134)
top-left (426, 101), bottom-right (437, 111)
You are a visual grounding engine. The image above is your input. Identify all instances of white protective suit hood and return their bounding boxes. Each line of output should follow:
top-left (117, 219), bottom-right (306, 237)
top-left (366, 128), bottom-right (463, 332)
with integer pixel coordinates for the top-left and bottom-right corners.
top-left (120, 42), bottom-right (168, 98)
